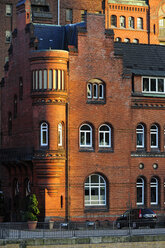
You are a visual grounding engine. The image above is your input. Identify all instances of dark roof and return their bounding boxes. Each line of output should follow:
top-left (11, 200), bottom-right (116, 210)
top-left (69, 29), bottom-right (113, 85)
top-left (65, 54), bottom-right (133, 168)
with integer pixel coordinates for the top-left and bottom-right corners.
top-left (33, 22), bottom-right (86, 50)
top-left (114, 42), bottom-right (165, 77)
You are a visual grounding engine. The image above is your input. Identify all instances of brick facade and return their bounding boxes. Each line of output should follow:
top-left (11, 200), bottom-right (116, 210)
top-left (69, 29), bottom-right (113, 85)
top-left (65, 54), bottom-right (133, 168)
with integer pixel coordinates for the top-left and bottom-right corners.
top-left (1, 0), bottom-right (165, 222)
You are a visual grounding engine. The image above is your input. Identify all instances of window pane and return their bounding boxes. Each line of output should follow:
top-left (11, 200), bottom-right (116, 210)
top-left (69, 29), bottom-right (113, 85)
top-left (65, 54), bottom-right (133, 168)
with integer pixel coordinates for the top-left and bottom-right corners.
top-left (151, 134), bottom-right (156, 146)
top-left (158, 79), bottom-right (164, 92)
top-left (42, 131), bottom-right (47, 144)
top-left (151, 188), bottom-right (156, 203)
top-left (87, 84), bottom-right (92, 98)
top-left (49, 70), bottom-right (53, 89)
top-left (93, 84), bottom-right (98, 98)
top-left (137, 133), bottom-right (143, 146)
top-left (99, 133), bottom-right (104, 145)
top-left (80, 132), bottom-right (85, 145)
top-left (91, 175), bottom-right (99, 183)
top-left (151, 79), bottom-right (156, 91)
top-left (86, 132), bottom-right (91, 145)
top-left (105, 132), bottom-right (109, 145)
top-left (100, 125), bottom-right (109, 131)
top-left (143, 78), bottom-right (149, 91)
top-left (81, 125), bottom-right (90, 130)
top-left (137, 187), bottom-right (142, 203)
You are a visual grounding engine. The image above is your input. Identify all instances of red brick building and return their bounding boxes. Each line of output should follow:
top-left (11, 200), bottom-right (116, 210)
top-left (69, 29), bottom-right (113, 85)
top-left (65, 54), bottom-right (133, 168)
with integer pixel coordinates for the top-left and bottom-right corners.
top-left (1, 0), bottom-right (165, 222)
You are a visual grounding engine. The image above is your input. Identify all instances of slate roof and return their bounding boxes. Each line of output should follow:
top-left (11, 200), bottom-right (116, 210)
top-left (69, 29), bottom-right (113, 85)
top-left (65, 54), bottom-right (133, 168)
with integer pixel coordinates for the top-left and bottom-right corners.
top-left (114, 42), bottom-right (165, 77)
top-left (33, 22), bottom-right (86, 51)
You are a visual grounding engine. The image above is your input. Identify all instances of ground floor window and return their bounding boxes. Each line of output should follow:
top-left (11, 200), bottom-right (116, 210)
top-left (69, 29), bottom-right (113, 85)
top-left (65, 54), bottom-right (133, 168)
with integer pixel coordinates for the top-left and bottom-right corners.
top-left (85, 174), bottom-right (106, 206)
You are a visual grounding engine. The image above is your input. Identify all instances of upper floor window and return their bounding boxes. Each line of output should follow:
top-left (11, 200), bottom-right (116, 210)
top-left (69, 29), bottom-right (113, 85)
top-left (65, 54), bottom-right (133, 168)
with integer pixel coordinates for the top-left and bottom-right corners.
top-left (33, 69), bottom-right (65, 91)
top-left (115, 37), bottom-right (121, 42)
top-left (81, 10), bottom-right (87, 22)
top-left (150, 124), bottom-right (159, 149)
top-left (66, 9), bottom-right (73, 22)
top-left (150, 177), bottom-right (159, 205)
top-left (14, 95), bottom-right (17, 118)
top-left (142, 77), bottom-right (165, 93)
top-left (129, 16), bottom-right (134, 28)
top-left (6, 4), bottom-right (12, 16)
top-left (137, 17), bottom-right (143, 29)
top-left (5, 30), bottom-right (12, 43)
top-left (99, 124), bottom-right (111, 148)
top-left (87, 79), bottom-right (105, 103)
top-left (120, 16), bottom-right (126, 28)
top-left (80, 124), bottom-right (92, 147)
top-left (85, 174), bottom-right (106, 206)
top-left (136, 177), bottom-right (145, 205)
top-left (133, 39), bottom-right (139, 44)
top-left (58, 123), bottom-right (63, 147)
top-left (111, 15), bottom-right (117, 27)
top-left (136, 124), bottom-right (144, 148)
top-left (40, 122), bottom-right (48, 146)
top-left (124, 38), bottom-right (130, 43)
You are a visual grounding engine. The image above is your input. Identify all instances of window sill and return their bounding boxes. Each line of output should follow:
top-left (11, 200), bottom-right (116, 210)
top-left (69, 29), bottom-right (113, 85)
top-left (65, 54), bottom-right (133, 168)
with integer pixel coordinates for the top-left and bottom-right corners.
top-left (86, 100), bottom-right (105, 105)
top-left (79, 148), bottom-right (94, 152)
top-left (98, 148), bottom-right (113, 153)
top-left (84, 206), bottom-right (109, 213)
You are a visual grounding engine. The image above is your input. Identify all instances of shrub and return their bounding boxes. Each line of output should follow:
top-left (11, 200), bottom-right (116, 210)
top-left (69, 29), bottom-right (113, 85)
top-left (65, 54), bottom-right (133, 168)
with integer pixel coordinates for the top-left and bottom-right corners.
top-left (25, 194), bottom-right (40, 221)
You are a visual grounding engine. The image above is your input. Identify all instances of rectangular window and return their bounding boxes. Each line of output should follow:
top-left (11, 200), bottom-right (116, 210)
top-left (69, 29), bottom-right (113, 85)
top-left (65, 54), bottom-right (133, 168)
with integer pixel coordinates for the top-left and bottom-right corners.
top-left (44, 70), bottom-right (47, 89)
top-left (93, 84), bottom-right (98, 99)
top-left (53, 70), bottom-right (57, 90)
top-left (49, 70), bottom-right (53, 89)
top-left (39, 70), bottom-right (42, 89)
top-left (66, 9), bottom-right (73, 22)
top-left (99, 84), bottom-right (104, 99)
top-left (6, 4), bottom-right (12, 16)
top-left (62, 70), bottom-right (65, 90)
top-left (35, 70), bottom-right (38, 89)
top-left (142, 77), bottom-right (165, 94)
top-left (5, 30), bottom-right (12, 43)
top-left (58, 70), bottom-right (61, 90)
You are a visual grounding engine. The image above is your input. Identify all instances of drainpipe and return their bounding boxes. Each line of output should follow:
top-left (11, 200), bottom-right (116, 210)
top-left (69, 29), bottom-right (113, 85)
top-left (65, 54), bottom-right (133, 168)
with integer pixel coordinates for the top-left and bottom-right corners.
top-left (58, 0), bottom-right (60, 25)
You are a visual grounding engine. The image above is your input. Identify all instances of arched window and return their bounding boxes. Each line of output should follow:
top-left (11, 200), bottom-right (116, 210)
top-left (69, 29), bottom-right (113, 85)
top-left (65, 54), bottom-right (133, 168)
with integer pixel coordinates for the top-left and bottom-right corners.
top-left (137, 17), bottom-right (143, 29)
top-left (111, 15), bottom-right (117, 27)
top-left (40, 122), bottom-right (48, 146)
top-left (136, 177), bottom-right (144, 205)
top-left (115, 37), bottom-right (121, 42)
top-left (85, 174), bottom-right (106, 206)
top-left (124, 38), bottom-right (130, 43)
top-left (99, 124), bottom-right (111, 148)
top-left (80, 124), bottom-right (92, 147)
top-left (150, 124), bottom-right (158, 148)
top-left (120, 16), bottom-right (126, 28)
top-left (14, 95), bottom-right (17, 118)
top-left (150, 177), bottom-right (159, 205)
top-left (87, 79), bottom-right (105, 102)
top-left (136, 124), bottom-right (144, 148)
top-left (8, 112), bottom-right (12, 136)
top-left (133, 39), bottom-right (139, 44)
top-left (58, 123), bottom-right (63, 147)
top-left (129, 16), bottom-right (134, 28)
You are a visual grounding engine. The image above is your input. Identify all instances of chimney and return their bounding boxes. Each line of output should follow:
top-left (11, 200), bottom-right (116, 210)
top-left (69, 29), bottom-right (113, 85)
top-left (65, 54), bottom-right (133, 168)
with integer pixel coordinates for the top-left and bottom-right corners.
top-left (16, 0), bottom-right (32, 31)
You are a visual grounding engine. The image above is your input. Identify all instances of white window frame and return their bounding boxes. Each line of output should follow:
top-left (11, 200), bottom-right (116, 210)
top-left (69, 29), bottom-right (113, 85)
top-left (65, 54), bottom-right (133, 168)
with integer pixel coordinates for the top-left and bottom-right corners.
top-left (150, 124), bottom-right (158, 149)
top-left (41, 122), bottom-right (48, 146)
top-left (142, 77), bottom-right (165, 94)
top-left (85, 174), bottom-right (106, 206)
top-left (93, 84), bottom-right (98, 99)
top-left (136, 124), bottom-right (144, 148)
top-left (58, 123), bottom-right (63, 146)
top-left (99, 84), bottom-right (104, 99)
top-left (99, 124), bottom-right (111, 148)
top-left (5, 30), bottom-right (12, 43)
top-left (120, 16), bottom-right (126, 28)
top-left (137, 17), bottom-right (143, 29)
top-left (150, 177), bottom-right (158, 205)
top-left (6, 4), bottom-right (12, 16)
top-left (129, 16), bottom-right (134, 28)
top-left (80, 124), bottom-right (92, 147)
top-left (87, 83), bottom-right (92, 99)
top-left (136, 177), bottom-right (144, 205)
top-left (66, 9), bottom-right (73, 22)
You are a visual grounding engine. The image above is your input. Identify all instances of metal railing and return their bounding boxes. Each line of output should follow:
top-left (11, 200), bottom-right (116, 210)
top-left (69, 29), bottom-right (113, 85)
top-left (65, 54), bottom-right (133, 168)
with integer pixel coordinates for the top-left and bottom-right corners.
top-left (0, 220), bottom-right (165, 240)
